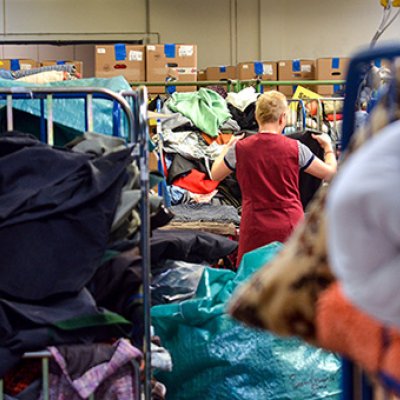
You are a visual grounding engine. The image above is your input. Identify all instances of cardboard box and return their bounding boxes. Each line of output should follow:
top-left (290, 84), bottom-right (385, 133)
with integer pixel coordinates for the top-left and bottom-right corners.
top-left (237, 61), bottom-right (277, 91)
top-left (278, 59), bottom-right (315, 96)
top-left (206, 66), bottom-right (237, 81)
top-left (197, 69), bottom-right (207, 81)
top-left (316, 57), bottom-right (349, 95)
top-left (41, 60), bottom-right (83, 76)
top-left (146, 44), bottom-right (197, 94)
top-left (0, 59), bottom-right (38, 71)
top-left (95, 44), bottom-right (145, 82)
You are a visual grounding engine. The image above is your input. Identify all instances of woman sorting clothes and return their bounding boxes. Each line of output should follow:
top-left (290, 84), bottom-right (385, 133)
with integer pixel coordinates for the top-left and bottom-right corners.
top-left (211, 91), bottom-right (337, 264)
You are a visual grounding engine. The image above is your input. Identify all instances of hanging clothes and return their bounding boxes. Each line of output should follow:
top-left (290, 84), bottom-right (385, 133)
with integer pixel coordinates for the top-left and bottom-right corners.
top-left (235, 133), bottom-right (304, 264)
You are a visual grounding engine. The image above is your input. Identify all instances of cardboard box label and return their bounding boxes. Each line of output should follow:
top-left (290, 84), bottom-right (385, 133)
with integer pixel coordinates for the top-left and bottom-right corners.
top-left (263, 64), bottom-right (273, 75)
top-left (242, 64), bottom-right (249, 69)
top-left (175, 67), bottom-right (197, 74)
top-left (279, 62), bottom-right (286, 67)
top-left (129, 50), bottom-right (143, 61)
top-left (301, 65), bottom-right (311, 73)
top-left (179, 45), bottom-right (194, 57)
top-left (147, 45), bottom-right (156, 51)
top-left (20, 63), bottom-right (32, 70)
top-left (97, 48), bottom-right (106, 54)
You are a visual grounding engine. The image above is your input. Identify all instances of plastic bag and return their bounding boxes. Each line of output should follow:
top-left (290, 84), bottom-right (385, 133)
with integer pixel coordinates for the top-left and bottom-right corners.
top-left (152, 242), bottom-right (341, 400)
top-left (151, 260), bottom-right (207, 305)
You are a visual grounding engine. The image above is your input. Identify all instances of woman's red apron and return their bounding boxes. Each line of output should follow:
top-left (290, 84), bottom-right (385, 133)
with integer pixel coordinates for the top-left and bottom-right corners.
top-left (236, 133), bottom-right (304, 264)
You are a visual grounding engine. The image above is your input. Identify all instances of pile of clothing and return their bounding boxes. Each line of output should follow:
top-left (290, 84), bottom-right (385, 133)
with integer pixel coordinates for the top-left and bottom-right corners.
top-left (0, 63), bottom-right (81, 84)
top-left (151, 85), bottom-right (329, 219)
top-left (0, 131), bottom-right (173, 400)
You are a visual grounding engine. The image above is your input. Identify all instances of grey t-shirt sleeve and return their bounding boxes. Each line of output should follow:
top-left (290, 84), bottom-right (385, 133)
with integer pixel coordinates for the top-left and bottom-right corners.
top-left (298, 141), bottom-right (315, 170)
top-left (224, 143), bottom-right (237, 171)
top-left (224, 141), bottom-right (314, 171)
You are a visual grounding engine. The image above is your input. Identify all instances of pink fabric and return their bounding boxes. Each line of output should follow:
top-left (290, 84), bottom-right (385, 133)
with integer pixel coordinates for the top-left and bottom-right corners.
top-left (41, 339), bottom-right (142, 400)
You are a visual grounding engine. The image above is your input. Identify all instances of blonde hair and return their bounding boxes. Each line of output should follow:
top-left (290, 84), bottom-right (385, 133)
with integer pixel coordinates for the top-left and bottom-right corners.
top-left (255, 91), bottom-right (288, 124)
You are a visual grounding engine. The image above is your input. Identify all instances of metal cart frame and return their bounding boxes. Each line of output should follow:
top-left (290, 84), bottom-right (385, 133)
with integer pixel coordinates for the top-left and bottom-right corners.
top-left (0, 85), bottom-right (151, 400)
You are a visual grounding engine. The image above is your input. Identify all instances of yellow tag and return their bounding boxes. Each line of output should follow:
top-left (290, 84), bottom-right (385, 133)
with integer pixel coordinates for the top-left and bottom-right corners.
top-left (290, 85), bottom-right (321, 112)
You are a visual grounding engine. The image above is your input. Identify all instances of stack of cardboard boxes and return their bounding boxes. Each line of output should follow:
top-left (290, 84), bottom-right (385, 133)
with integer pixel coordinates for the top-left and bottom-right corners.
top-left (94, 43), bottom-right (198, 94)
top-left (0, 45), bottom-right (349, 97)
top-left (196, 57), bottom-right (348, 96)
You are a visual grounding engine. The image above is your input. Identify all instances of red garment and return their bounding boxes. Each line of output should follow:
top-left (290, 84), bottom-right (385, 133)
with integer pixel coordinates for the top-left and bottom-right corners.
top-left (326, 113), bottom-right (343, 121)
top-left (236, 132), bottom-right (304, 264)
top-left (173, 169), bottom-right (220, 194)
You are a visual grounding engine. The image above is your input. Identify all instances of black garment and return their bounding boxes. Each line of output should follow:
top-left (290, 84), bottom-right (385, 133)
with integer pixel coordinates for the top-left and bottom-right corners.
top-left (90, 248), bottom-right (143, 322)
top-left (0, 289), bottom-right (129, 377)
top-left (228, 103), bottom-right (258, 131)
top-left (216, 175), bottom-right (242, 209)
top-left (148, 95), bottom-right (166, 112)
top-left (286, 130), bottom-right (325, 209)
top-left (89, 247), bottom-right (144, 348)
top-left (167, 153), bottom-right (208, 184)
top-left (0, 133), bottom-right (131, 301)
top-left (151, 229), bottom-right (238, 265)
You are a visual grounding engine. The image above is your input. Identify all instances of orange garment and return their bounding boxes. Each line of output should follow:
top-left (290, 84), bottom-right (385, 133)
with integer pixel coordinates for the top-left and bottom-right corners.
top-left (317, 283), bottom-right (400, 389)
top-left (201, 132), bottom-right (233, 146)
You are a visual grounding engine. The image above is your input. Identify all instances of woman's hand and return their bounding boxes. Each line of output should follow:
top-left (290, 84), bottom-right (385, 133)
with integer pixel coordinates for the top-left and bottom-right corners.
top-left (227, 133), bottom-right (245, 147)
top-left (312, 133), bottom-right (333, 152)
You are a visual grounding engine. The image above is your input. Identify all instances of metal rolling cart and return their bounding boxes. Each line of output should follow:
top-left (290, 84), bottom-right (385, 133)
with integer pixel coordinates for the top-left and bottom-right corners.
top-left (0, 85), bottom-right (152, 400)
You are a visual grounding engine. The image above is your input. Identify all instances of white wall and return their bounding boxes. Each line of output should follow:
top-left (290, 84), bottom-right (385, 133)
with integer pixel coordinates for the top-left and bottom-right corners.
top-left (0, 0), bottom-right (399, 72)
top-left (4, 0), bottom-right (146, 33)
top-left (151, 0), bottom-right (400, 67)
top-left (149, 0), bottom-right (232, 67)
top-left (259, 0), bottom-right (400, 61)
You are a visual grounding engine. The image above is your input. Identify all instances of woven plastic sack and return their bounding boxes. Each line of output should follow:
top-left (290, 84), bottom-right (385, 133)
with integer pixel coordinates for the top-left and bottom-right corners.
top-left (152, 242), bottom-right (341, 400)
top-left (0, 76), bottom-right (132, 137)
